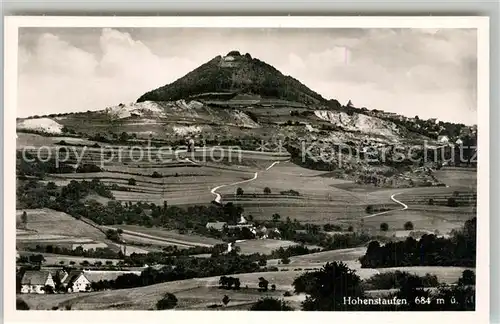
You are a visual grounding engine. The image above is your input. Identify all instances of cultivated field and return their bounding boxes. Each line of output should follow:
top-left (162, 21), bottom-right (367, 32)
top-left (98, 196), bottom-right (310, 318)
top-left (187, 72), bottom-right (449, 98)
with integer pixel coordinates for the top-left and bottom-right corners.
top-left (112, 225), bottom-right (223, 247)
top-left (16, 209), bottom-right (106, 242)
top-left (234, 239), bottom-right (302, 255)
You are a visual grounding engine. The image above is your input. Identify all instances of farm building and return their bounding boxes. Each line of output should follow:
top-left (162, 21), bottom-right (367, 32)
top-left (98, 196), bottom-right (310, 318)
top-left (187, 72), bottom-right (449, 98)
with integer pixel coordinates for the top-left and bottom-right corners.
top-left (63, 271), bottom-right (91, 293)
top-left (20, 270), bottom-right (55, 294)
top-left (206, 222), bottom-right (227, 231)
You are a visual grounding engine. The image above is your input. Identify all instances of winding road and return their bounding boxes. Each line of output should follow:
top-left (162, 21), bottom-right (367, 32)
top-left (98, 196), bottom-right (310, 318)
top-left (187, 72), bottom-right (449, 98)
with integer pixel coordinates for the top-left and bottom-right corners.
top-left (362, 193), bottom-right (409, 219)
top-left (210, 161), bottom-right (281, 204)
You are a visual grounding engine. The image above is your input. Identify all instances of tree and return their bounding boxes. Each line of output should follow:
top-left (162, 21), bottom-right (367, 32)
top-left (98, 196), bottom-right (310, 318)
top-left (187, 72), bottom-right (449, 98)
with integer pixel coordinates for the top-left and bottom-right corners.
top-left (128, 178), bottom-right (137, 186)
top-left (404, 221), bottom-right (414, 231)
top-left (458, 270), bottom-right (475, 286)
top-left (380, 223), bottom-right (389, 231)
top-left (119, 132), bottom-right (129, 143)
top-left (236, 187), bottom-right (244, 196)
top-left (293, 262), bottom-right (364, 311)
top-left (156, 292), bottom-right (178, 310)
top-left (272, 213), bottom-right (281, 222)
top-left (21, 211), bottom-right (28, 229)
top-left (347, 225), bottom-right (354, 232)
top-left (250, 298), bottom-right (294, 311)
top-left (271, 284), bottom-right (276, 291)
top-left (258, 277), bottom-right (269, 292)
top-left (264, 187), bottom-right (271, 195)
top-left (222, 295), bottom-right (230, 306)
top-left (281, 257), bottom-right (290, 265)
top-left (428, 198), bottom-right (434, 205)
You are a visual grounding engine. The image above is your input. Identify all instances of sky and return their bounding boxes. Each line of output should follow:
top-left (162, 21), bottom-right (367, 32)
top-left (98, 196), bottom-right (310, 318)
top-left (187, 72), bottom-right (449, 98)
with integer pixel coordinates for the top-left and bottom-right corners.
top-left (17, 27), bottom-right (477, 124)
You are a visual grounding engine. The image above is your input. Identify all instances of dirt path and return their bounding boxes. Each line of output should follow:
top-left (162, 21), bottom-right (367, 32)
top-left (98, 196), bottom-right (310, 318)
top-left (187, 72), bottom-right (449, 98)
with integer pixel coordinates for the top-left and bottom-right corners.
top-left (210, 161), bottom-right (281, 203)
top-left (362, 193), bottom-right (408, 219)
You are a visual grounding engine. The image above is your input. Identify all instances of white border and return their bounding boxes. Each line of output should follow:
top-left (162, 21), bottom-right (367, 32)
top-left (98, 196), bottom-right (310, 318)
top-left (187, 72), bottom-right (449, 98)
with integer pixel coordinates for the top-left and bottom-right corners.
top-left (3, 16), bottom-right (490, 324)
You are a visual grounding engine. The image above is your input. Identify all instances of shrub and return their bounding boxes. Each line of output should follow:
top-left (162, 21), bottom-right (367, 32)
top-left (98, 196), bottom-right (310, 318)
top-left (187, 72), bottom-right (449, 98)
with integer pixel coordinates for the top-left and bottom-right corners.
top-left (380, 223), bottom-right (389, 231)
top-left (404, 221), bottom-right (414, 231)
top-left (156, 292), bottom-right (178, 310)
top-left (283, 291), bottom-right (292, 297)
top-left (127, 178), bottom-right (137, 186)
top-left (428, 198), bottom-right (434, 205)
top-left (263, 187), bottom-right (271, 194)
top-left (447, 197), bottom-right (458, 207)
top-left (236, 187), bottom-right (244, 196)
top-left (76, 164), bottom-right (102, 173)
top-left (151, 171), bottom-right (162, 178)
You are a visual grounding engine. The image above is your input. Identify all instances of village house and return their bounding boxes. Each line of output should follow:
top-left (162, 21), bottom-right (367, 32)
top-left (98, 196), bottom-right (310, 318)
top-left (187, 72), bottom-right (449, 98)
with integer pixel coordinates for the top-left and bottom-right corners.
top-left (63, 270), bottom-right (91, 293)
top-left (21, 270), bottom-right (55, 294)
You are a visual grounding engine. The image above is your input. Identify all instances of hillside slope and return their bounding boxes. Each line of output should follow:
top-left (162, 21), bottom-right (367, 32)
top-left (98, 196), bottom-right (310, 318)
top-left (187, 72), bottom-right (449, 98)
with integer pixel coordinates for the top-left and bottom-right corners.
top-left (137, 51), bottom-right (340, 108)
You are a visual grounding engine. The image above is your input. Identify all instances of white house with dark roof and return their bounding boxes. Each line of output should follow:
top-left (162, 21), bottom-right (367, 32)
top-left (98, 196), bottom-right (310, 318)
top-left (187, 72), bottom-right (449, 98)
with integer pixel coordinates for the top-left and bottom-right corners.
top-left (21, 270), bottom-right (55, 294)
top-left (63, 270), bottom-right (91, 293)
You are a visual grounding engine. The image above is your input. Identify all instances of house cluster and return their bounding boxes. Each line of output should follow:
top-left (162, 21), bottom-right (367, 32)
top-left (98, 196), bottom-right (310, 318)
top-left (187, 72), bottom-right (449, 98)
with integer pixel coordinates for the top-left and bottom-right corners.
top-left (20, 269), bottom-right (141, 294)
top-left (206, 216), bottom-right (281, 239)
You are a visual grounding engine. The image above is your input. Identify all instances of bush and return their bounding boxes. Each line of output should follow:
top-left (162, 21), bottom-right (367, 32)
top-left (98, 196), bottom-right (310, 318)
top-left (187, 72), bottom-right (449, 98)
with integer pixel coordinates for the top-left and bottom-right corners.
top-left (236, 187), bottom-right (244, 196)
top-left (263, 187), bottom-right (271, 194)
top-left (428, 198), bottom-right (434, 205)
top-left (283, 291), bottom-right (292, 297)
top-left (151, 172), bottom-right (162, 178)
top-left (404, 221), bottom-right (414, 231)
top-left (365, 205), bottom-right (374, 214)
top-left (363, 271), bottom-right (439, 290)
top-left (447, 197), bottom-right (458, 207)
top-left (128, 178), bottom-right (137, 186)
top-left (156, 292), bottom-right (178, 310)
top-left (76, 164), bottom-right (102, 173)
top-left (380, 223), bottom-right (389, 231)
